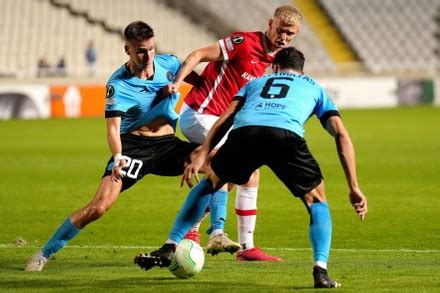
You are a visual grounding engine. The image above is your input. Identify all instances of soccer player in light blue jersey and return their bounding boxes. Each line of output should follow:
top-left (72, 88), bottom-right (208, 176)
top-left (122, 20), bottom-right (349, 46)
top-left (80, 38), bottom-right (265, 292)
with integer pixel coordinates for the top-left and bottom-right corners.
top-left (25, 21), bottom-right (201, 272)
top-left (136, 47), bottom-right (368, 288)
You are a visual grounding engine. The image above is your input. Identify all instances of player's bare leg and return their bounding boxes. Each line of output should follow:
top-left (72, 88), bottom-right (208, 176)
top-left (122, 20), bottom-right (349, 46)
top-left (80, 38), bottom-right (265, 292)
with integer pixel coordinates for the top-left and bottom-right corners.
top-left (70, 176), bottom-right (123, 229)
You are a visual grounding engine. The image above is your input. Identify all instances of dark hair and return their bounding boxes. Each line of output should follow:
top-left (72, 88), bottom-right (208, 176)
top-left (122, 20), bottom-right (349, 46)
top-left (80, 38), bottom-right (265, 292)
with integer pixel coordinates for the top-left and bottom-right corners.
top-left (124, 21), bottom-right (154, 42)
top-left (273, 47), bottom-right (305, 71)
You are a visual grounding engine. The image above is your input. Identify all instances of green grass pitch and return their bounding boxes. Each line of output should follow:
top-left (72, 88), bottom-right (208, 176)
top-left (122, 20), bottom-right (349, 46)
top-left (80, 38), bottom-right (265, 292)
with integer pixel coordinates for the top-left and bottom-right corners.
top-left (0, 106), bottom-right (439, 291)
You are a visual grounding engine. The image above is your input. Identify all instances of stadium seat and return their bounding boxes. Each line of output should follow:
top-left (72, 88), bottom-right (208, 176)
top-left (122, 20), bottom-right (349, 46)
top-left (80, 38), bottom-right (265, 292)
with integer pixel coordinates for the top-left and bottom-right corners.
top-left (319, 0), bottom-right (438, 74)
top-left (0, 0), bottom-right (437, 79)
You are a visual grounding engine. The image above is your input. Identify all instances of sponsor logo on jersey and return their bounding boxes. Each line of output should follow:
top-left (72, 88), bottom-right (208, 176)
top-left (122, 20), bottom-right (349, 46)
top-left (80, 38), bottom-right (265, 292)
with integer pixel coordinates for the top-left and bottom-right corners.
top-left (232, 35), bottom-right (244, 44)
top-left (166, 70), bottom-right (175, 82)
top-left (241, 72), bottom-right (257, 81)
top-left (264, 102), bottom-right (286, 109)
top-left (254, 102), bottom-right (286, 110)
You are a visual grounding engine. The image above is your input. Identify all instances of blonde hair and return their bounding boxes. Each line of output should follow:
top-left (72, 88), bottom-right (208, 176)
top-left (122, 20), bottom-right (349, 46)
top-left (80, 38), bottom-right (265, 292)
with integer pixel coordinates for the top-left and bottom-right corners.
top-left (274, 5), bottom-right (302, 26)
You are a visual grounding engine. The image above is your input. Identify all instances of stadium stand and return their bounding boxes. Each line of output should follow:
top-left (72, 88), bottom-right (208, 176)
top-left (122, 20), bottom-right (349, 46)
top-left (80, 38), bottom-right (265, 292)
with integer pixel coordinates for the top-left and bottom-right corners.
top-left (319, 0), bottom-right (439, 75)
top-left (0, 0), bottom-right (217, 80)
top-left (56, 0), bottom-right (217, 61)
top-left (294, 0), bottom-right (360, 73)
top-left (0, 0), bottom-right (438, 80)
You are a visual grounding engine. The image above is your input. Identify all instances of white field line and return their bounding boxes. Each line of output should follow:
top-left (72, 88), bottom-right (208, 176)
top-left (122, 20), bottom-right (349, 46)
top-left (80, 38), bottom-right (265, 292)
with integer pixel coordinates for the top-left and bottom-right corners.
top-left (0, 244), bottom-right (439, 253)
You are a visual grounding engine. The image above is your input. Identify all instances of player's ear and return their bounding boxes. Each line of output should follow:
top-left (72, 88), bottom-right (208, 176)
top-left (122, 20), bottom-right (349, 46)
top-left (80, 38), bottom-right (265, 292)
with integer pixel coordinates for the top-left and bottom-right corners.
top-left (268, 18), bottom-right (273, 29)
top-left (124, 45), bottom-right (130, 55)
top-left (272, 64), bottom-right (278, 73)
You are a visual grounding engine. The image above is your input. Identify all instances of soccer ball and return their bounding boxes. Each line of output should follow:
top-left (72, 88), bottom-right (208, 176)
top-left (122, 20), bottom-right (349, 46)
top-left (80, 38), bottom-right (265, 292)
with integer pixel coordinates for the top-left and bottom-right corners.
top-left (169, 239), bottom-right (205, 279)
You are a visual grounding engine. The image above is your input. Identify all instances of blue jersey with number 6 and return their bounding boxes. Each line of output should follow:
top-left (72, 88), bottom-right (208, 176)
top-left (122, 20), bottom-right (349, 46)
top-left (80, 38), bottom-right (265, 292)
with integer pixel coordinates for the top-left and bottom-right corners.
top-left (233, 73), bottom-right (339, 137)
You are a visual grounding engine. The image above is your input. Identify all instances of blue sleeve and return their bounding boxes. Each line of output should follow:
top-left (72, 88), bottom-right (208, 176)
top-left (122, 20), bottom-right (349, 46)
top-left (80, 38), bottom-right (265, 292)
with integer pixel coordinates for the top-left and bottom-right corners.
top-left (104, 81), bottom-right (132, 117)
top-left (315, 87), bottom-right (340, 127)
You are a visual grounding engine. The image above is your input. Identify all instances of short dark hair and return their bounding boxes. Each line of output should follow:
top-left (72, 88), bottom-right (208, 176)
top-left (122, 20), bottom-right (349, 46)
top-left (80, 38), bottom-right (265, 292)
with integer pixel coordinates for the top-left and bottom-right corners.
top-left (124, 21), bottom-right (154, 42)
top-left (273, 47), bottom-right (305, 71)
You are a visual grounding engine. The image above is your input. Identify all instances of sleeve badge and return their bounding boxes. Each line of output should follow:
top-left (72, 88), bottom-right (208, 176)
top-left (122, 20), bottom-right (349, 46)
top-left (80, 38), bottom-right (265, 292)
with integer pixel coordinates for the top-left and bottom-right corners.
top-left (232, 35), bottom-right (244, 44)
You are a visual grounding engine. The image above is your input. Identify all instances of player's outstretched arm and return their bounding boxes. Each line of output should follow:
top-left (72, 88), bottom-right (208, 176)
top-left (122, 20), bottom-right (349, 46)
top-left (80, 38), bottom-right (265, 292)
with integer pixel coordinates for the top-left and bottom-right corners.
top-left (325, 116), bottom-right (368, 220)
top-left (165, 42), bottom-right (223, 95)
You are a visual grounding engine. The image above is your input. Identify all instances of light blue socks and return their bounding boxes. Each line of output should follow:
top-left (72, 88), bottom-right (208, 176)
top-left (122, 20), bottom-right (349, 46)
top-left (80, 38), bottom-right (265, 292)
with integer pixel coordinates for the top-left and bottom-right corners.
top-left (309, 202), bottom-right (332, 265)
top-left (168, 179), bottom-right (230, 242)
top-left (207, 189), bottom-right (228, 234)
top-left (168, 179), bottom-right (214, 242)
top-left (41, 218), bottom-right (80, 258)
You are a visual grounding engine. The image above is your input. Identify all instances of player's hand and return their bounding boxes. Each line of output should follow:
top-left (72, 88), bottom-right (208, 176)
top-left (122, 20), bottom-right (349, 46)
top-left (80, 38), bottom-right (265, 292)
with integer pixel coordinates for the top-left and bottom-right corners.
top-left (162, 83), bottom-right (180, 97)
top-left (111, 158), bottom-right (127, 182)
top-left (182, 148), bottom-right (207, 188)
top-left (349, 187), bottom-right (368, 220)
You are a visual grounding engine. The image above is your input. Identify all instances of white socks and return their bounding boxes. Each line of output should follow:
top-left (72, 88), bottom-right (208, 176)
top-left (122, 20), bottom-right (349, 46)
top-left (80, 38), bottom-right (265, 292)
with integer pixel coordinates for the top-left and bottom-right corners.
top-left (235, 186), bottom-right (258, 250)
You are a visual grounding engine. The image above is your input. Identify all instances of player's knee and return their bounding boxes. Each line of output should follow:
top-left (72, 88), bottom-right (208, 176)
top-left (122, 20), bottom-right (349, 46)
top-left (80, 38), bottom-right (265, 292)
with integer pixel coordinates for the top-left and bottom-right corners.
top-left (205, 170), bottom-right (225, 190)
top-left (303, 182), bottom-right (327, 206)
top-left (82, 205), bottom-right (108, 223)
top-left (93, 205), bottom-right (108, 218)
top-left (71, 204), bottom-right (107, 228)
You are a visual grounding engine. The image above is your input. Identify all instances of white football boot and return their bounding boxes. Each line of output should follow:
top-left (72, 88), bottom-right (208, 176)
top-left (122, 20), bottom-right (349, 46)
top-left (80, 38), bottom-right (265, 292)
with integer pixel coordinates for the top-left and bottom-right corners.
top-left (25, 252), bottom-right (48, 272)
top-left (206, 234), bottom-right (241, 255)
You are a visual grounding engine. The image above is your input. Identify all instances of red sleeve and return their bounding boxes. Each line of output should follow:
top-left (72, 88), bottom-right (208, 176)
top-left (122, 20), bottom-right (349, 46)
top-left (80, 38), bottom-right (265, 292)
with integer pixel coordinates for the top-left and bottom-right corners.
top-left (218, 32), bottom-right (250, 61)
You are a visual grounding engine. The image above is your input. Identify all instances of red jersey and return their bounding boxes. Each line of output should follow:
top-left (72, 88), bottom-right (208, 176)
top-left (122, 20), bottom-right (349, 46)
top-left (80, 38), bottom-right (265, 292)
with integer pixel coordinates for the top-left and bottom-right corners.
top-left (184, 31), bottom-right (276, 116)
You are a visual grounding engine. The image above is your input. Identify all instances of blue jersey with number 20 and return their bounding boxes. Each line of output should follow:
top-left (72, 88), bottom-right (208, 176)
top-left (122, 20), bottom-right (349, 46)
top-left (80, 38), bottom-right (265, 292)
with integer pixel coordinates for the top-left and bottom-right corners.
top-left (233, 73), bottom-right (339, 137)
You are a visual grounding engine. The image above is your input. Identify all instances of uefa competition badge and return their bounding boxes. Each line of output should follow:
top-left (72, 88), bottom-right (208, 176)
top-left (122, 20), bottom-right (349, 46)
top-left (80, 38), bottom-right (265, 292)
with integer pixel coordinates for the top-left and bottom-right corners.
top-left (105, 85), bottom-right (117, 106)
top-left (166, 71), bottom-right (175, 82)
top-left (232, 35), bottom-right (244, 44)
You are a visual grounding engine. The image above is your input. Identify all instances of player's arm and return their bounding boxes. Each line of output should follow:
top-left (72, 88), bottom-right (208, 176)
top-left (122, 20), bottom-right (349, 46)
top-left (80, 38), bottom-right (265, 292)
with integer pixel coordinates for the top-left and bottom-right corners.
top-left (182, 97), bottom-right (243, 187)
top-left (205, 97), bottom-right (243, 152)
top-left (167, 42), bottom-right (223, 94)
top-left (106, 117), bottom-right (126, 181)
top-left (325, 115), bottom-right (368, 220)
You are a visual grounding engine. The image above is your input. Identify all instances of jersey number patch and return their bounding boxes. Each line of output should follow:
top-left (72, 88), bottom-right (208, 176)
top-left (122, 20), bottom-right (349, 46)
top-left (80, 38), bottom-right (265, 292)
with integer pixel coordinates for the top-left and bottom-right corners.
top-left (260, 77), bottom-right (293, 99)
top-left (120, 156), bottom-right (143, 179)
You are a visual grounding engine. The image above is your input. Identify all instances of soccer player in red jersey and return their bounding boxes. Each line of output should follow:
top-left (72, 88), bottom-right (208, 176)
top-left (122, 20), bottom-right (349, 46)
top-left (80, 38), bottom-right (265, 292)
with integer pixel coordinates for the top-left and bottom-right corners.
top-left (165, 5), bottom-right (302, 261)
